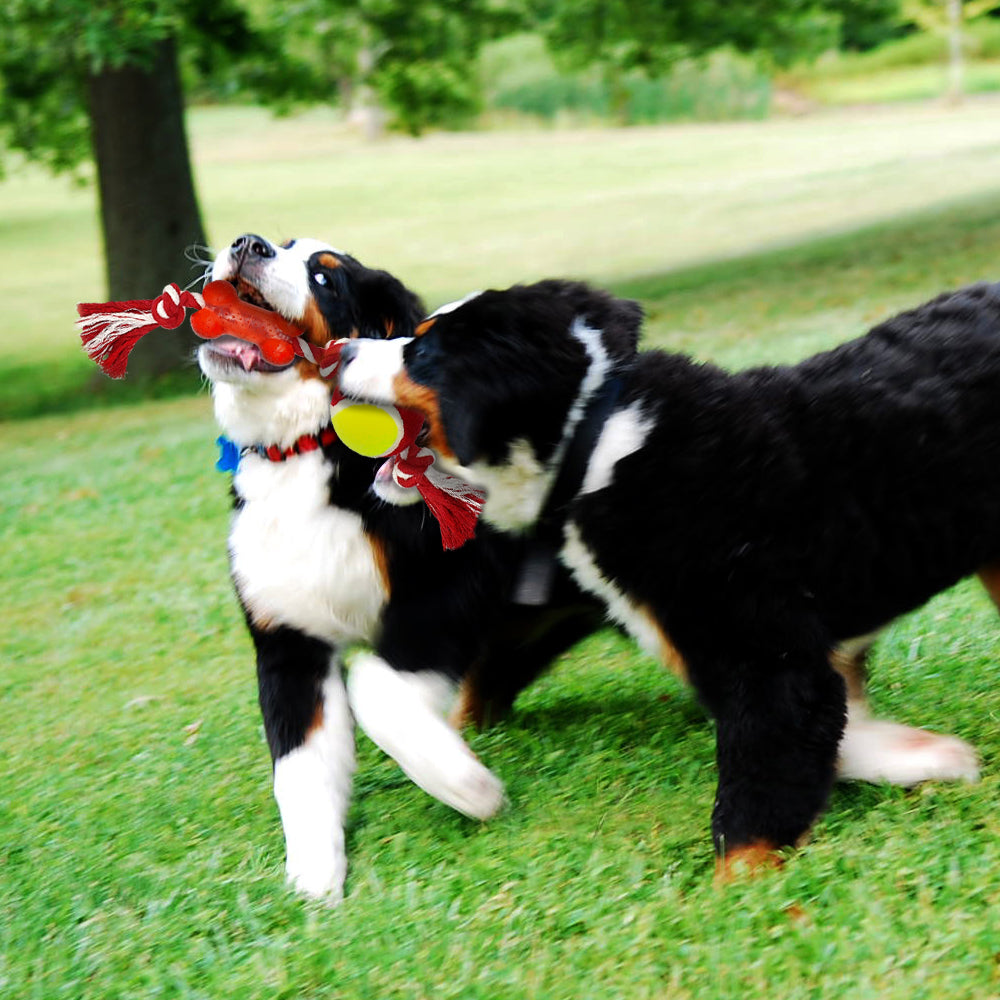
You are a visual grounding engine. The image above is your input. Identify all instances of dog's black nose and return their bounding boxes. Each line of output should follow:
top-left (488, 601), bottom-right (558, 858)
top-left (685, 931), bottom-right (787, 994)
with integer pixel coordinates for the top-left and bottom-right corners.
top-left (230, 233), bottom-right (276, 263)
top-left (338, 341), bottom-right (358, 369)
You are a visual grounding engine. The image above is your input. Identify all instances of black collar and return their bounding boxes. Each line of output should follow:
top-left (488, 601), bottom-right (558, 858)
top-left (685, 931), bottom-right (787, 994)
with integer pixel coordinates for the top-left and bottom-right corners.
top-left (511, 372), bottom-right (625, 605)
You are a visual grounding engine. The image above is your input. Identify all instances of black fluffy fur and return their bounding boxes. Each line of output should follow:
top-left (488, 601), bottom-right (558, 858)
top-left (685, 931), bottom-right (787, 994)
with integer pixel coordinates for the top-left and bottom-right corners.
top-left (383, 278), bottom-right (1000, 859)
top-left (232, 262), bottom-right (603, 772)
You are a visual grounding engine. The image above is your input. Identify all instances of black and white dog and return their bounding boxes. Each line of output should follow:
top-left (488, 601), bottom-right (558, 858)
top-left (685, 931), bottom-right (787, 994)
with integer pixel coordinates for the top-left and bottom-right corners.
top-left (338, 278), bottom-right (989, 879)
top-left (198, 237), bottom-right (602, 900)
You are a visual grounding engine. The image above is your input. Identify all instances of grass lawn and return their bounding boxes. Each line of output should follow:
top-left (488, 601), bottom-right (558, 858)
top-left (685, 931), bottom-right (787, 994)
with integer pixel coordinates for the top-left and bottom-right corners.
top-left (5, 104), bottom-right (1000, 997)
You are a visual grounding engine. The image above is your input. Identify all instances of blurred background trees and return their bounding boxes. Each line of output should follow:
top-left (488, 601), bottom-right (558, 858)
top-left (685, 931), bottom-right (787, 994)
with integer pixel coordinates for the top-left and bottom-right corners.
top-left (2, 0), bottom-right (999, 376)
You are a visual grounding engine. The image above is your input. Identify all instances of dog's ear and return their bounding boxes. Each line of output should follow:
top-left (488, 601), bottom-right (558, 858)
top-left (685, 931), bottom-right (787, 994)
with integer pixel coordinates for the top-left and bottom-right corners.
top-left (355, 269), bottom-right (425, 340)
top-left (603, 297), bottom-right (643, 361)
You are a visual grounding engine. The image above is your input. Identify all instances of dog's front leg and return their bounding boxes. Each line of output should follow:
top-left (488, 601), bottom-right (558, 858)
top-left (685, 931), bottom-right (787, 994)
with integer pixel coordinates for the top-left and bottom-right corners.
top-left (347, 652), bottom-right (505, 820)
top-left (254, 626), bottom-right (355, 901)
top-left (691, 631), bottom-right (847, 882)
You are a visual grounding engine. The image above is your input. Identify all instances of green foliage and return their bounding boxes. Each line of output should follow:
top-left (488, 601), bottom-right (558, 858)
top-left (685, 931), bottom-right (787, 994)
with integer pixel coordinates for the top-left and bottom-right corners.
top-left (267, 0), bottom-right (524, 134)
top-left (0, 0), bottom-right (313, 176)
top-left (533, 0), bottom-right (840, 79)
top-left (362, 0), bottom-right (500, 134)
top-left (489, 44), bottom-right (772, 124)
top-left (824, 0), bottom-right (909, 50)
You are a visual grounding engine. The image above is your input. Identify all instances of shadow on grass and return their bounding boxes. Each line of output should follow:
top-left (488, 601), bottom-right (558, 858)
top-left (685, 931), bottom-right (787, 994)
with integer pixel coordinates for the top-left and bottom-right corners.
top-left (0, 354), bottom-right (203, 423)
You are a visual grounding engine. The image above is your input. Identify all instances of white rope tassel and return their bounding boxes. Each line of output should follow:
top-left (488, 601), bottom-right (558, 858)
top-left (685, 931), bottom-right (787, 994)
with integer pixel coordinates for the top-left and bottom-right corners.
top-left (76, 307), bottom-right (156, 351)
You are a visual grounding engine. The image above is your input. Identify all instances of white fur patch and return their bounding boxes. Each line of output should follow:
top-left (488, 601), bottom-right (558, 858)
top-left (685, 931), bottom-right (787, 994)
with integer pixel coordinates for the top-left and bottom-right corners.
top-left (338, 338), bottom-right (411, 404)
top-left (347, 652), bottom-right (505, 820)
top-left (429, 291), bottom-right (482, 318)
top-left (455, 318), bottom-right (619, 531)
top-left (201, 338), bottom-right (388, 643)
top-left (581, 401), bottom-right (655, 495)
top-left (450, 439), bottom-right (549, 531)
top-left (560, 523), bottom-right (663, 659)
top-left (273, 671), bottom-right (356, 900)
top-left (230, 453), bottom-right (387, 642)
top-left (203, 352), bottom-right (333, 449)
top-left (837, 704), bottom-right (979, 785)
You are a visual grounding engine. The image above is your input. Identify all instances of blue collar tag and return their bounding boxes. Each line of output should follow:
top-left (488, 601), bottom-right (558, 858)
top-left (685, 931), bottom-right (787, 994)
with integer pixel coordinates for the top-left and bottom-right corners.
top-left (215, 435), bottom-right (242, 473)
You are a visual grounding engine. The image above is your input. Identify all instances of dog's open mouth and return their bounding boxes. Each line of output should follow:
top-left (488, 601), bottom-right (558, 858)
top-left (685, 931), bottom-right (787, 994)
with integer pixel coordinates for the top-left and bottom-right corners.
top-left (203, 276), bottom-right (294, 374)
top-left (206, 335), bottom-right (290, 374)
top-left (232, 276), bottom-right (275, 312)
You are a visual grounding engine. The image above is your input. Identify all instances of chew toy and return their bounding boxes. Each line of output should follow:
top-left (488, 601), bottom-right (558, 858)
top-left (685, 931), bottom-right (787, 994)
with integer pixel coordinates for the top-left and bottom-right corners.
top-left (77, 280), bottom-right (343, 377)
top-left (190, 280), bottom-right (303, 368)
top-left (76, 281), bottom-right (484, 549)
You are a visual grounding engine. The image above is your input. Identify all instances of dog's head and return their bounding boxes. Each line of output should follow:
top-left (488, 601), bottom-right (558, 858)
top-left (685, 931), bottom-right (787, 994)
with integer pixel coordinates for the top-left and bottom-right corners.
top-left (338, 279), bottom-right (642, 528)
top-left (198, 234), bottom-right (423, 447)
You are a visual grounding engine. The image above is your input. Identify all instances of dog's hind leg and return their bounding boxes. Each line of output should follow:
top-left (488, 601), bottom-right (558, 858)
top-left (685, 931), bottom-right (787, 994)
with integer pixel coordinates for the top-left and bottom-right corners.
top-left (834, 633), bottom-right (979, 786)
top-left (254, 626), bottom-right (355, 901)
top-left (347, 651), bottom-right (506, 821)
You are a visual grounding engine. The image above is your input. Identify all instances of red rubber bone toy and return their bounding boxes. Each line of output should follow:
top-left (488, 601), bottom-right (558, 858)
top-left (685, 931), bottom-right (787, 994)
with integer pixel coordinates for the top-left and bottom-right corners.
top-left (76, 281), bottom-right (484, 548)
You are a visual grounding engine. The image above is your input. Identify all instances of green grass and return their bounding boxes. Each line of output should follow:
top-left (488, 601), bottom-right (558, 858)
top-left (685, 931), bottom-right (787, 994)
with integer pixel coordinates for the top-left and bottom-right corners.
top-left (6, 106), bottom-right (1000, 997)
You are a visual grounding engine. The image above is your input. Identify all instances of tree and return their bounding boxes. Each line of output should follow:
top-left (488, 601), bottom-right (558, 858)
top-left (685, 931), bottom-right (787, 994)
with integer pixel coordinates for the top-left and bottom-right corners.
top-left (0, 0), bottom-right (309, 376)
top-left (0, 0), bottom-right (518, 378)
top-left (272, 0), bottom-right (524, 136)
top-left (903, 0), bottom-right (999, 102)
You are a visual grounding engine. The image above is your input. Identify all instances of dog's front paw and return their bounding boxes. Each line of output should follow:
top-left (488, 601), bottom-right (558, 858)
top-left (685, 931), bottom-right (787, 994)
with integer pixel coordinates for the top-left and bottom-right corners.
top-left (405, 752), bottom-right (506, 821)
top-left (285, 852), bottom-right (347, 903)
top-left (443, 757), bottom-right (507, 821)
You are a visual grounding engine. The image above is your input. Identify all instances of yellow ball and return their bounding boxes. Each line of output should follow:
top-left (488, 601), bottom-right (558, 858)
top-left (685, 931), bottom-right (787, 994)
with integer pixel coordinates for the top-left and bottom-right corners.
top-left (330, 399), bottom-right (404, 458)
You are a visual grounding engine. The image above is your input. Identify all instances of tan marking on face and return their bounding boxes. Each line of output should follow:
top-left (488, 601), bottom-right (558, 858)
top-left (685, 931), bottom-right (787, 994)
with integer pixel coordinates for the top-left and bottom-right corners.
top-left (714, 841), bottom-right (782, 885)
top-left (248, 610), bottom-right (275, 630)
top-left (299, 297), bottom-right (333, 346)
top-left (391, 370), bottom-right (454, 459)
top-left (316, 253), bottom-right (341, 270)
top-left (294, 359), bottom-right (325, 383)
top-left (415, 318), bottom-right (436, 337)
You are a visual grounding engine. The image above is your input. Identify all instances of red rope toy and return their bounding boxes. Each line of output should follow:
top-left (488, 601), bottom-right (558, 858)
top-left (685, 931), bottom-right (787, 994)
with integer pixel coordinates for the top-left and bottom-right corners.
top-left (76, 280), bottom-right (484, 549)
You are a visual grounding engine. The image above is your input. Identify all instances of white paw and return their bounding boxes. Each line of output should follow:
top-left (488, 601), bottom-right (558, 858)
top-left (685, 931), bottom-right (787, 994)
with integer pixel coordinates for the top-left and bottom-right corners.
top-left (837, 719), bottom-right (980, 786)
top-left (402, 751), bottom-right (506, 821)
top-left (285, 851), bottom-right (347, 902)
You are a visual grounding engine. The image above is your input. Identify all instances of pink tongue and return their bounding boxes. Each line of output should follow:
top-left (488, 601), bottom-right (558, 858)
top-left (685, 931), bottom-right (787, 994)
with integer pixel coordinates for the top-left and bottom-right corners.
top-left (235, 343), bottom-right (262, 371)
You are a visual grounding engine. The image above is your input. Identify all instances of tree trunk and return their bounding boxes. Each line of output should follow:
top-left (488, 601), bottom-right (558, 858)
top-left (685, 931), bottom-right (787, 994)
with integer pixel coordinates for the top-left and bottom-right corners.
top-left (947, 0), bottom-right (964, 105)
top-left (87, 36), bottom-right (207, 377)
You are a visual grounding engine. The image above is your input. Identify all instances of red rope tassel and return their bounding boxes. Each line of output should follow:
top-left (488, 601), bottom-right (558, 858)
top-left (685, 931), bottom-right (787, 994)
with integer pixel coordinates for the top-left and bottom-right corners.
top-left (77, 284), bottom-right (205, 378)
top-left (392, 445), bottom-right (485, 549)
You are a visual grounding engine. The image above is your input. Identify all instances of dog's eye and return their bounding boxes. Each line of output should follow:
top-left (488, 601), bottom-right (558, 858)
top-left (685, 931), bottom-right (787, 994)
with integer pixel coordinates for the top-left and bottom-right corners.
top-left (312, 272), bottom-right (328, 287)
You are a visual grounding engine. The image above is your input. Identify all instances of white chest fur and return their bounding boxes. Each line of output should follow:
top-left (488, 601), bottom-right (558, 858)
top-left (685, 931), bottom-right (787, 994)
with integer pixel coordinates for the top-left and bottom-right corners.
top-left (229, 452), bottom-right (387, 644)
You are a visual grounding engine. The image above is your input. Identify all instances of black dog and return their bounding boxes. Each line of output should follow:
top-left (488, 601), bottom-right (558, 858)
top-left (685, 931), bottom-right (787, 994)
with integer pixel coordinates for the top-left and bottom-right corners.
top-left (338, 278), bottom-right (993, 879)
